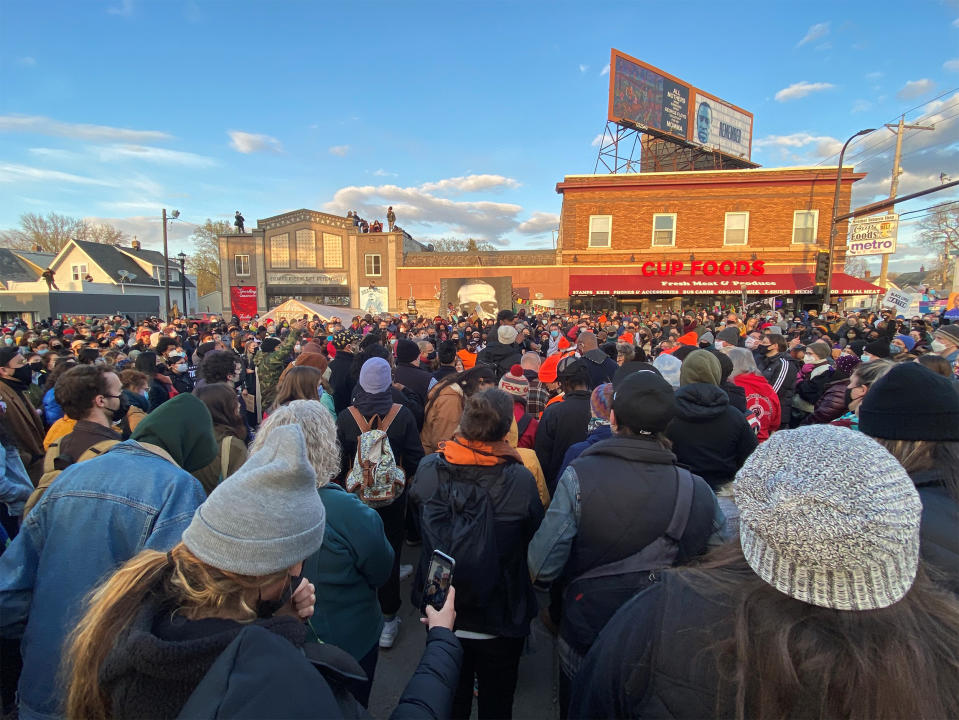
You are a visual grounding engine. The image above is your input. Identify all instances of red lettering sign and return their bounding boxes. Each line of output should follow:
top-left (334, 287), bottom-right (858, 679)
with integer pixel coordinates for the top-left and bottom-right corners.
top-left (230, 286), bottom-right (258, 320)
top-left (639, 259), bottom-right (765, 277)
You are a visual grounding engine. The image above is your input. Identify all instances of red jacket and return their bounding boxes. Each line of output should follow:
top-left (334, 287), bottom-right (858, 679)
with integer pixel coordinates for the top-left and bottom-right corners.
top-left (732, 372), bottom-right (781, 442)
top-left (512, 401), bottom-right (538, 450)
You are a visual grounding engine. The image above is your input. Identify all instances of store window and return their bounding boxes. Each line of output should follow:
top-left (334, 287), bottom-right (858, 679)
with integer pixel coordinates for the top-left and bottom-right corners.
top-left (365, 253), bottom-right (382, 277)
top-left (724, 212), bottom-right (749, 246)
top-left (792, 210), bottom-right (819, 244)
top-left (270, 233), bottom-right (290, 267)
top-left (71, 264), bottom-right (87, 281)
top-left (323, 233), bottom-right (343, 268)
top-left (295, 229), bottom-right (316, 268)
top-left (234, 254), bottom-right (250, 276)
top-left (588, 215), bottom-right (611, 247)
top-left (651, 214), bottom-right (676, 247)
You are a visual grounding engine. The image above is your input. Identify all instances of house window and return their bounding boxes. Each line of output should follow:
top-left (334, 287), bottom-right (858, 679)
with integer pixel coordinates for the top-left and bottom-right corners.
top-left (588, 215), bottom-right (611, 248)
top-left (270, 233), bottom-right (290, 267)
top-left (234, 254), bottom-right (250, 276)
top-left (323, 233), bottom-right (343, 268)
top-left (724, 212), bottom-right (749, 246)
top-left (792, 210), bottom-right (819, 244)
top-left (651, 214), bottom-right (677, 247)
top-left (365, 253), bottom-right (382, 277)
top-left (71, 264), bottom-right (87, 281)
top-left (295, 229), bottom-right (316, 268)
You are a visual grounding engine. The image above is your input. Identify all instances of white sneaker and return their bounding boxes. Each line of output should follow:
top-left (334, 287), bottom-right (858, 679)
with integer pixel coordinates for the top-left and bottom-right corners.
top-left (380, 616), bottom-right (401, 649)
top-left (399, 564), bottom-right (413, 582)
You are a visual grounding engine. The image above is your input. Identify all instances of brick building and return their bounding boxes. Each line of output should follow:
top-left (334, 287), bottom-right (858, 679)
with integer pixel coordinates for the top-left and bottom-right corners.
top-left (555, 165), bottom-right (883, 312)
top-left (218, 209), bottom-right (426, 318)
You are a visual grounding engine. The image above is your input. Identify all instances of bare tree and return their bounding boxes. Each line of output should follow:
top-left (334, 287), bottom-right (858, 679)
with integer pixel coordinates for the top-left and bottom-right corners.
top-left (918, 204), bottom-right (959, 286)
top-left (0, 212), bottom-right (125, 253)
top-left (186, 219), bottom-right (231, 297)
top-left (843, 255), bottom-right (867, 278)
top-left (428, 237), bottom-right (496, 252)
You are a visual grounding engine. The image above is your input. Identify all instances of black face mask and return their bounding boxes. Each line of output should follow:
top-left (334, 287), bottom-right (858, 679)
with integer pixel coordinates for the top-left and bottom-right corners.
top-left (255, 573), bottom-right (301, 618)
top-left (30, 361), bottom-right (44, 373)
top-left (844, 387), bottom-right (855, 408)
top-left (112, 394), bottom-right (130, 424)
top-left (12, 364), bottom-right (33, 385)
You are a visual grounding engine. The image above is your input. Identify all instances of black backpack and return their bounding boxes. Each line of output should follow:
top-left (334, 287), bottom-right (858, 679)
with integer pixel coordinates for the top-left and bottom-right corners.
top-left (561, 467), bottom-right (695, 656)
top-left (419, 462), bottom-right (502, 609)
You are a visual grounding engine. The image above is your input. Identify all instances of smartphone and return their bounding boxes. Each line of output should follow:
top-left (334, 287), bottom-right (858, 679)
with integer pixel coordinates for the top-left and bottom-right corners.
top-left (421, 550), bottom-right (455, 613)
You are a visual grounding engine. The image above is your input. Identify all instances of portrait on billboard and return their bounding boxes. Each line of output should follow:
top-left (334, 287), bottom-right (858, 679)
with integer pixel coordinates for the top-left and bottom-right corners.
top-left (609, 51), bottom-right (690, 138)
top-left (440, 276), bottom-right (513, 321)
top-left (360, 284), bottom-right (389, 315)
top-left (691, 93), bottom-right (753, 159)
top-left (945, 292), bottom-right (959, 319)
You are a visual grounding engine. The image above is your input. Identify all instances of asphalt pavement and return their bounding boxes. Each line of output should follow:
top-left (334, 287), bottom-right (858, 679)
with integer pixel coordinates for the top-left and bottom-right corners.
top-left (369, 543), bottom-right (559, 720)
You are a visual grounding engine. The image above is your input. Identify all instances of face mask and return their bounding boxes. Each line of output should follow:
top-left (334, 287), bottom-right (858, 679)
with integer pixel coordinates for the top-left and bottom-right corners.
top-left (142, 389), bottom-right (150, 399)
top-left (932, 340), bottom-right (948, 353)
top-left (844, 387), bottom-right (854, 407)
top-left (115, 339), bottom-right (124, 347)
top-left (12, 364), bottom-right (33, 384)
top-left (174, 363), bottom-right (187, 373)
top-left (860, 354), bottom-right (871, 363)
top-left (112, 395), bottom-right (130, 423)
top-left (37, 348), bottom-right (49, 355)
top-left (550, 330), bottom-right (559, 338)
top-left (29, 361), bottom-right (43, 372)
top-left (714, 340), bottom-right (726, 349)
top-left (3, 337), bottom-right (12, 346)
top-left (889, 345), bottom-right (902, 355)
top-left (744, 337), bottom-right (759, 349)
top-left (294, 344), bottom-right (301, 353)
top-left (803, 354), bottom-right (815, 364)
top-left (256, 573), bottom-right (300, 619)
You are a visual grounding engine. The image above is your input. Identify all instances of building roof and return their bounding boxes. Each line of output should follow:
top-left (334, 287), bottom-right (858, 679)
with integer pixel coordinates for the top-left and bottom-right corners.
top-left (14, 250), bottom-right (56, 271)
top-left (62, 240), bottom-right (196, 288)
top-left (0, 248), bottom-right (42, 286)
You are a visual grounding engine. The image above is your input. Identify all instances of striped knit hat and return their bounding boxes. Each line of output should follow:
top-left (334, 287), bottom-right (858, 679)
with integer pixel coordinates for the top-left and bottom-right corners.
top-left (498, 364), bottom-right (529, 399)
top-left (735, 425), bottom-right (921, 611)
top-left (589, 383), bottom-right (614, 420)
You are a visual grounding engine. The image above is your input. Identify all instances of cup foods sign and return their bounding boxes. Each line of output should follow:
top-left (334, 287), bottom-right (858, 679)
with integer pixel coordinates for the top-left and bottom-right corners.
top-left (847, 214), bottom-right (898, 256)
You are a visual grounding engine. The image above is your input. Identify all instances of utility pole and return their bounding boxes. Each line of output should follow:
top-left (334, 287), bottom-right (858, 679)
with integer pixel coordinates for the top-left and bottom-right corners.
top-left (162, 208), bottom-right (170, 320)
top-left (879, 115), bottom-right (934, 289)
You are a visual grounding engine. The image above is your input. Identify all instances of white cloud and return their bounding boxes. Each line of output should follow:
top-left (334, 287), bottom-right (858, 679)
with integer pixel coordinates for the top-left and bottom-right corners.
top-left (15, 56), bottom-right (36, 67)
top-left (228, 130), bottom-right (283, 154)
top-left (591, 133), bottom-right (605, 147)
top-left (897, 78), bottom-right (935, 100)
top-left (328, 145), bottom-right (350, 156)
top-left (0, 162), bottom-right (116, 186)
top-left (600, 64), bottom-right (609, 76)
top-left (944, 59), bottom-right (959, 72)
top-left (579, 64), bottom-right (588, 73)
top-left (865, 71), bottom-right (883, 80)
top-left (517, 212), bottom-right (560, 235)
top-left (774, 81), bottom-right (836, 102)
top-left (95, 144), bottom-right (217, 167)
top-left (108, 0), bottom-right (134, 16)
top-left (27, 147), bottom-right (82, 161)
top-left (0, 114), bottom-right (171, 143)
top-left (753, 132), bottom-right (842, 158)
top-left (851, 99), bottom-right (872, 113)
top-left (797, 22), bottom-right (830, 47)
top-left (419, 174), bottom-right (519, 194)
top-left (372, 169), bottom-right (397, 177)
top-left (323, 177), bottom-right (526, 244)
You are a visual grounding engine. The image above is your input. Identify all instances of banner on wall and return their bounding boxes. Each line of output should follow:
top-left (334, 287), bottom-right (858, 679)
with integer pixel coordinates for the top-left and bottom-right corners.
top-left (359, 285), bottom-right (389, 315)
top-left (439, 276), bottom-right (513, 321)
top-left (230, 286), bottom-right (258, 320)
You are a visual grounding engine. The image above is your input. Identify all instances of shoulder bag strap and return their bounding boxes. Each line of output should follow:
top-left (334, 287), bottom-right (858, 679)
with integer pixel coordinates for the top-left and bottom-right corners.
top-left (220, 436), bottom-right (233, 479)
top-left (572, 466), bottom-right (695, 584)
top-left (348, 406), bottom-right (372, 434)
top-left (377, 404), bottom-right (403, 433)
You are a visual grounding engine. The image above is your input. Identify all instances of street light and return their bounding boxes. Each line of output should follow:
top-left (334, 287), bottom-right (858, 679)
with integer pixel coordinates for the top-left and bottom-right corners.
top-left (825, 128), bottom-right (875, 305)
top-left (177, 252), bottom-right (188, 318)
top-left (162, 208), bottom-right (180, 319)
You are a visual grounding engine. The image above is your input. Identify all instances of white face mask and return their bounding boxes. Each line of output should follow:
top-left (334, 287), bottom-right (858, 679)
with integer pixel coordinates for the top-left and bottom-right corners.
top-left (803, 354), bottom-right (815, 364)
top-left (714, 340), bottom-right (726, 349)
top-left (744, 337), bottom-right (759, 349)
top-left (932, 339), bottom-right (948, 353)
top-left (294, 344), bottom-right (301, 353)
top-left (174, 363), bottom-right (187, 373)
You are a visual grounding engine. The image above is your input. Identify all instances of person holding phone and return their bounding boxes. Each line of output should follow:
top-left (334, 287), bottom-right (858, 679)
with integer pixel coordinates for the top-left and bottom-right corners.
top-left (411, 388), bottom-right (544, 720)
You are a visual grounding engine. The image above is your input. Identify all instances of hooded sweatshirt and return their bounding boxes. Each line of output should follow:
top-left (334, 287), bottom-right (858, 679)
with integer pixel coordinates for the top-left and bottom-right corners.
top-left (131, 392), bottom-right (218, 472)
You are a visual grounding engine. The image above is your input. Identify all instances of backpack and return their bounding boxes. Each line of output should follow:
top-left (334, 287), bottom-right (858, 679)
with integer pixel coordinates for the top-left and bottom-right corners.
top-left (345, 404), bottom-right (405, 508)
top-left (24, 437), bottom-right (120, 517)
top-left (561, 467), bottom-right (694, 657)
top-left (419, 460), bottom-right (501, 609)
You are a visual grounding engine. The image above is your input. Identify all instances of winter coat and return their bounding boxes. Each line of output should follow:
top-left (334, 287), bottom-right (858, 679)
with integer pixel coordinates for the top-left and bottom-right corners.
top-left (581, 348), bottom-right (618, 389)
top-left (801, 377), bottom-right (850, 426)
top-left (41, 387), bottom-right (63, 426)
top-left (507, 419), bottom-right (550, 507)
top-left (665, 383), bottom-right (758, 491)
top-left (328, 349), bottom-right (357, 415)
top-left (191, 426), bottom-right (248, 496)
top-left (912, 467), bottom-right (959, 595)
top-left (512, 400), bottom-right (538, 450)
top-left (394, 362), bottom-right (433, 408)
top-left (535, 389), bottom-right (592, 495)
top-left (148, 374), bottom-right (175, 411)
top-left (0, 378), bottom-right (45, 482)
top-left (335, 403), bottom-right (424, 485)
top-left (557, 423), bottom-right (612, 480)
top-left (305, 483), bottom-right (394, 660)
top-left (758, 352), bottom-right (797, 430)
top-left (476, 341), bottom-right (522, 377)
top-left (732, 372), bottom-right (781, 442)
top-left (254, 329), bottom-right (301, 412)
top-left (794, 361), bottom-right (833, 412)
top-left (410, 440), bottom-right (544, 637)
top-left (722, 381), bottom-right (748, 413)
top-left (421, 382), bottom-right (464, 455)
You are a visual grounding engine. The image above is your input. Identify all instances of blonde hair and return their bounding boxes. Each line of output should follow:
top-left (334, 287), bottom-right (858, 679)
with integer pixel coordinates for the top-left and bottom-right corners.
top-left (251, 399), bottom-right (340, 487)
top-left (64, 543), bottom-right (287, 720)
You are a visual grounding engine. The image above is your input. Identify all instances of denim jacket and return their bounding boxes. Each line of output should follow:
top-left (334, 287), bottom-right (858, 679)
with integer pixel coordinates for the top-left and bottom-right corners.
top-left (0, 440), bottom-right (33, 517)
top-left (0, 440), bottom-right (206, 719)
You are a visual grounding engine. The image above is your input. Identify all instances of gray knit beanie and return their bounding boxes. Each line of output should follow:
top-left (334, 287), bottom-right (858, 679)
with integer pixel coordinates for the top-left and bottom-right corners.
top-left (735, 425), bottom-right (921, 611)
top-left (359, 357), bottom-right (392, 393)
top-left (183, 424), bottom-right (325, 576)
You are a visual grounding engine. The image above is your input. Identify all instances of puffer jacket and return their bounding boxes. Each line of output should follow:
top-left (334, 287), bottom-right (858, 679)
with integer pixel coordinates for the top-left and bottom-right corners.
top-left (665, 383), bottom-right (758, 491)
top-left (476, 341), bottom-right (522, 377)
top-left (911, 467), bottom-right (959, 595)
top-left (801, 377), bottom-right (850, 426)
top-left (421, 382), bottom-right (464, 455)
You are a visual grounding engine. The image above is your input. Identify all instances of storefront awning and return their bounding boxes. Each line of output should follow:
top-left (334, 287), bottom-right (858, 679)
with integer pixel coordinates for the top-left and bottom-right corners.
top-left (569, 273), bottom-right (884, 296)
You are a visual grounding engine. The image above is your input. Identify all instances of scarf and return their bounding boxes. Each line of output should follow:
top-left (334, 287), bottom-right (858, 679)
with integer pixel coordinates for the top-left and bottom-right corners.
top-left (352, 387), bottom-right (394, 418)
top-left (438, 436), bottom-right (523, 467)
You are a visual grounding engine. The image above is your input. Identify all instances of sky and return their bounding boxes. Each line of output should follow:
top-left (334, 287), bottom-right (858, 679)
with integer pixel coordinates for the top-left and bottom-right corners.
top-left (0, 0), bottom-right (957, 277)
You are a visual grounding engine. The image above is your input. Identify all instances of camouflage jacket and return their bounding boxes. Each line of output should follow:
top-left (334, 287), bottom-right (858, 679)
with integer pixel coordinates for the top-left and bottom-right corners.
top-left (255, 329), bottom-right (302, 410)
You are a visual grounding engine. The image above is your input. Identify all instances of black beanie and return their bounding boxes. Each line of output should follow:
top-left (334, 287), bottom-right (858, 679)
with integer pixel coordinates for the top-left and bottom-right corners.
top-left (612, 370), bottom-right (676, 435)
top-left (395, 338), bottom-right (420, 364)
top-left (859, 363), bottom-right (959, 441)
top-left (261, 337), bottom-right (281, 353)
top-left (863, 339), bottom-right (890, 359)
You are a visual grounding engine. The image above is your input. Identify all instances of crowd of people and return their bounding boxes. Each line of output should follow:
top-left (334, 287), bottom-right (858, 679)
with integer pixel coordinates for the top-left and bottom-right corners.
top-left (0, 300), bottom-right (958, 719)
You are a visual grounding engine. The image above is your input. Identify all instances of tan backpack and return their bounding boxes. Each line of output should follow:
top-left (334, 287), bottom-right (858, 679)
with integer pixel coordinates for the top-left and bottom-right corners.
top-left (24, 437), bottom-right (120, 516)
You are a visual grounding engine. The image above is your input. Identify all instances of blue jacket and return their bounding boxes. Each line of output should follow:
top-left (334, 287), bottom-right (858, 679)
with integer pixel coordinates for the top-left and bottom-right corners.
top-left (0, 440), bottom-right (206, 719)
top-left (0, 440), bottom-right (33, 518)
top-left (41, 387), bottom-right (63, 427)
top-left (557, 424), bottom-right (612, 480)
top-left (304, 483), bottom-right (394, 660)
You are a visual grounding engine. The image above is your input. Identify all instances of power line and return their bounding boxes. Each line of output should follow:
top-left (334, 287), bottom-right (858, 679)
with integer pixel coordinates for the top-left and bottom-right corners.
top-left (898, 199), bottom-right (959, 218)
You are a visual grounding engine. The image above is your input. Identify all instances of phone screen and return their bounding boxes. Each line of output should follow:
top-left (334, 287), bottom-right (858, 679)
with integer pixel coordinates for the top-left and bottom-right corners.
top-left (422, 551), bottom-right (455, 612)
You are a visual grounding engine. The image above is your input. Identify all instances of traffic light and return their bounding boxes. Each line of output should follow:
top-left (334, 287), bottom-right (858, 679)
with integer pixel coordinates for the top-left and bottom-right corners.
top-left (814, 251), bottom-right (830, 286)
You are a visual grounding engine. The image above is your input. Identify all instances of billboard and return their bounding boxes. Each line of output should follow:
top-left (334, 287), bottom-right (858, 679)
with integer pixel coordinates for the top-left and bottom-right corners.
top-left (608, 49), bottom-right (753, 161)
top-left (691, 91), bottom-right (753, 159)
top-left (439, 276), bottom-right (513, 321)
top-left (230, 286), bottom-right (257, 320)
top-left (847, 213), bottom-right (898, 256)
